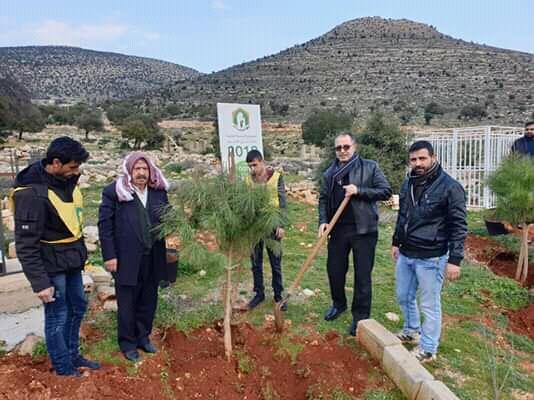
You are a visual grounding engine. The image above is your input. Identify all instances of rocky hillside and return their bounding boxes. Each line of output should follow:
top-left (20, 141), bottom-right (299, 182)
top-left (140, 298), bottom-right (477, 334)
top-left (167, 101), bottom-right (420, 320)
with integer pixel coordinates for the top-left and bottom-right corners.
top-left (0, 46), bottom-right (201, 103)
top-left (156, 17), bottom-right (534, 125)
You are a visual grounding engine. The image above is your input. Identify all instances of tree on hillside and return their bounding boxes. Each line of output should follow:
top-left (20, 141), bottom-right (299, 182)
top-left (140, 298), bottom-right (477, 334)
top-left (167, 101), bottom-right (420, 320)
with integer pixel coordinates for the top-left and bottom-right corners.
top-left (302, 108), bottom-right (353, 147)
top-left (75, 110), bottom-right (103, 140)
top-left (122, 119), bottom-right (149, 149)
top-left (106, 101), bottom-right (137, 125)
top-left (423, 102), bottom-right (445, 125)
top-left (459, 104), bottom-right (487, 120)
top-left (356, 113), bottom-right (411, 193)
top-left (0, 76), bottom-right (45, 140)
top-left (121, 113), bottom-right (163, 149)
top-left (13, 105), bottom-right (46, 140)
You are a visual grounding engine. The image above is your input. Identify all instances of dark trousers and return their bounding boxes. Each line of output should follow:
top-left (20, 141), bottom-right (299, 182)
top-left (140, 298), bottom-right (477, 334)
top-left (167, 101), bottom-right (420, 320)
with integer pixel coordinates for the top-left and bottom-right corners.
top-left (251, 238), bottom-right (283, 300)
top-left (115, 254), bottom-right (159, 353)
top-left (45, 269), bottom-right (87, 374)
top-left (327, 225), bottom-right (378, 321)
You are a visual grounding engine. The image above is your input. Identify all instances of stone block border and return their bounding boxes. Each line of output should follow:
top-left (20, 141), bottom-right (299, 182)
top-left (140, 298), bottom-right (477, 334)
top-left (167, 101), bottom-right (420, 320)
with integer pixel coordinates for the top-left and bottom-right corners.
top-left (357, 319), bottom-right (460, 400)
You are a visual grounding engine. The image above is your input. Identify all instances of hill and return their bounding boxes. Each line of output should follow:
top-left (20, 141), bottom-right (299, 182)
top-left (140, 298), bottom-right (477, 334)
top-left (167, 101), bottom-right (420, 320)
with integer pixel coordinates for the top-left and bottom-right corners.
top-left (155, 17), bottom-right (534, 124)
top-left (0, 46), bottom-right (201, 103)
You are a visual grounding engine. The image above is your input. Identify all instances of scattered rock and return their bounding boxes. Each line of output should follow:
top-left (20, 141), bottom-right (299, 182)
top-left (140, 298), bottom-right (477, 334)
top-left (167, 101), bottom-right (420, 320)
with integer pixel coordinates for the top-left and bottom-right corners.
top-left (82, 273), bottom-right (94, 293)
top-left (83, 226), bottom-right (99, 243)
top-left (8, 241), bottom-right (16, 258)
top-left (85, 241), bottom-right (98, 252)
top-left (15, 334), bottom-right (43, 356)
top-left (385, 312), bottom-right (400, 322)
top-left (103, 299), bottom-right (118, 312)
top-left (97, 285), bottom-right (116, 302)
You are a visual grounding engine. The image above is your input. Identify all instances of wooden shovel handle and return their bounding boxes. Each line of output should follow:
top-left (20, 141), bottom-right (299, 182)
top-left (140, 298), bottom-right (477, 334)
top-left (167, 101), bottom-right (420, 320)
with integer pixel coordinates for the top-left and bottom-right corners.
top-left (287, 196), bottom-right (351, 293)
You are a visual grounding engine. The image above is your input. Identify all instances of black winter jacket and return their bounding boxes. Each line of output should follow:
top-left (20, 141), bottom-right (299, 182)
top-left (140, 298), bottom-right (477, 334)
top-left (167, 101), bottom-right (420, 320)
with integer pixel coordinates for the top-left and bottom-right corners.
top-left (12, 161), bottom-right (87, 293)
top-left (511, 136), bottom-right (534, 156)
top-left (319, 156), bottom-right (392, 235)
top-left (392, 165), bottom-right (467, 266)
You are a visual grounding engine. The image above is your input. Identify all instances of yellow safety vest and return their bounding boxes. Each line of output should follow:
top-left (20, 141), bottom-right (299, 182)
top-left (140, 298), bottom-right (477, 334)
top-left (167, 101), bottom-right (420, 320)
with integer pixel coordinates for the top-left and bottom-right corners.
top-left (245, 170), bottom-right (281, 208)
top-left (9, 186), bottom-right (84, 244)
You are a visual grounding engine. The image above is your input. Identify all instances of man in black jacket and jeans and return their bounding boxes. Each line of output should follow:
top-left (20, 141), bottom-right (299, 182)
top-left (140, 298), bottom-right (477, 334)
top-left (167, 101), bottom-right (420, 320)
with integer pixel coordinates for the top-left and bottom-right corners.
top-left (12, 137), bottom-right (99, 376)
top-left (318, 132), bottom-right (392, 336)
top-left (391, 140), bottom-right (467, 363)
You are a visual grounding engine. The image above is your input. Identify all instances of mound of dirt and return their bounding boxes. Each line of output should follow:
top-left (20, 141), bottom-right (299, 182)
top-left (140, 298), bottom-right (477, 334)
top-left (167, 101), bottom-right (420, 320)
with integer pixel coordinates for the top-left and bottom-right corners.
top-left (0, 323), bottom-right (389, 399)
top-left (464, 235), bottom-right (534, 287)
top-left (507, 304), bottom-right (534, 341)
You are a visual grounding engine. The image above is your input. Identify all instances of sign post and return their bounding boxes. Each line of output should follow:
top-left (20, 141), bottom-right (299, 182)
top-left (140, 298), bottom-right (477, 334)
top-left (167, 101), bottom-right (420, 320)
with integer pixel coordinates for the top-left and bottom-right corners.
top-left (216, 103), bottom-right (263, 177)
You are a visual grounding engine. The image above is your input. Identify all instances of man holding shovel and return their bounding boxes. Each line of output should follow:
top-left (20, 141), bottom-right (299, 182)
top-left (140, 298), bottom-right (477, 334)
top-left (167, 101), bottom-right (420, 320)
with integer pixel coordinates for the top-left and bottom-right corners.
top-left (318, 132), bottom-right (392, 336)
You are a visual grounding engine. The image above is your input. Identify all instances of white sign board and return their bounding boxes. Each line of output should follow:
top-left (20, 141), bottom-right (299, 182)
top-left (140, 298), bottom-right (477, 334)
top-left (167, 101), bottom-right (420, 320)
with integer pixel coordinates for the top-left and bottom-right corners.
top-left (217, 103), bottom-right (263, 177)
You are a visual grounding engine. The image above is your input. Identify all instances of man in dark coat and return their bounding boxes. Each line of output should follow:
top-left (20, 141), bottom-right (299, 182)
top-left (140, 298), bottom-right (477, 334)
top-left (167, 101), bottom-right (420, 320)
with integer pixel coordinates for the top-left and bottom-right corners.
top-left (98, 152), bottom-right (170, 362)
top-left (511, 120), bottom-right (534, 156)
top-left (318, 132), bottom-right (392, 336)
top-left (12, 137), bottom-right (99, 376)
top-left (392, 140), bottom-right (467, 363)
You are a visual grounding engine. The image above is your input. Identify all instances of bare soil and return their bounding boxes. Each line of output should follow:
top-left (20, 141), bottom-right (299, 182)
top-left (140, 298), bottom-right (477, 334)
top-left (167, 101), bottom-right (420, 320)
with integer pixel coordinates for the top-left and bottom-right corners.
top-left (0, 322), bottom-right (387, 400)
top-left (464, 234), bottom-right (534, 287)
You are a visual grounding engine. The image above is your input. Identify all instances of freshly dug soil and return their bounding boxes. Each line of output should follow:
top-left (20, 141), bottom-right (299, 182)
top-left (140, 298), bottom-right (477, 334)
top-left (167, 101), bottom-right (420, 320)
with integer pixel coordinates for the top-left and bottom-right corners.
top-left (0, 322), bottom-right (388, 399)
top-left (464, 234), bottom-right (534, 287)
top-left (507, 304), bottom-right (534, 341)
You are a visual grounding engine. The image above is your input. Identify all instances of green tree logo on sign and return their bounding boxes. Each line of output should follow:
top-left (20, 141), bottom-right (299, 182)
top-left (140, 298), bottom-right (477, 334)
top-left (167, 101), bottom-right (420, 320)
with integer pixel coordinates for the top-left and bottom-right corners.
top-left (232, 108), bottom-right (250, 131)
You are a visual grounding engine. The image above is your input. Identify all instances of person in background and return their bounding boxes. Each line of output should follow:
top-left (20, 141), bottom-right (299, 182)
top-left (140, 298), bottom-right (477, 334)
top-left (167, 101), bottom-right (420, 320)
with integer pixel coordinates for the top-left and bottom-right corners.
top-left (511, 120), bottom-right (534, 156)
top-left (245, 149), bottom-right (287, 311)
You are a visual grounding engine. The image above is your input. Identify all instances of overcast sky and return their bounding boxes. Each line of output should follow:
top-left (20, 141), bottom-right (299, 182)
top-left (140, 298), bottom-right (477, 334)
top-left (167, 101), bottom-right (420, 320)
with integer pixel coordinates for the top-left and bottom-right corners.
top-left (1, 0), bottom-right (533, 73)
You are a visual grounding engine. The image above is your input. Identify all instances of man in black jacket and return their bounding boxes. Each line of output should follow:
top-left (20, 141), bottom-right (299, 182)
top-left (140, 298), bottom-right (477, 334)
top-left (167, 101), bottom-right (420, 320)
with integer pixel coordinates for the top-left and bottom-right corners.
top-left (318, 132), bottom-right (392, 336)
top-left (511, 120), bottom-right (534, 156)
top-left (12, 137), bottom-right (99, 376)
top-left (392, 140), bottom-right (467, 363)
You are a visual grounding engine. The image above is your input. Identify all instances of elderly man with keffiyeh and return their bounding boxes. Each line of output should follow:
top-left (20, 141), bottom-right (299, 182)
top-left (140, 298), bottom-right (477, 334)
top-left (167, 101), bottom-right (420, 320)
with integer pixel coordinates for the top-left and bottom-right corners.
top-left (98, 152), bottom-right (170, 362)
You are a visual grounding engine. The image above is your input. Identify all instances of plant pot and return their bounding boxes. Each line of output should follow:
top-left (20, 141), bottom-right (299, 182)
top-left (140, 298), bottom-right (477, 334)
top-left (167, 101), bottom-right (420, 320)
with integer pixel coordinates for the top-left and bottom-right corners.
top-left (484, 219), bottom-right (509, 236)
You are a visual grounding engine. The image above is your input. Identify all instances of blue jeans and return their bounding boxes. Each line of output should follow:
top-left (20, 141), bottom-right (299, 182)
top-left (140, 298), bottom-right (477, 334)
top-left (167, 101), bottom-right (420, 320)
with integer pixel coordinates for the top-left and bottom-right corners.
top-left (44, 270), bottom-right (87, 374)
top-left (395, 254), bottom-right (447, 354)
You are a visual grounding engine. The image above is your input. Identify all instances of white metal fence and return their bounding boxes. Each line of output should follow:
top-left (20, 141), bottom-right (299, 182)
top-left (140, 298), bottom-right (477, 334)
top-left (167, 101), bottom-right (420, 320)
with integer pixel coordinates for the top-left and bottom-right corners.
top-left (414, 126), bottom-right (523, 210)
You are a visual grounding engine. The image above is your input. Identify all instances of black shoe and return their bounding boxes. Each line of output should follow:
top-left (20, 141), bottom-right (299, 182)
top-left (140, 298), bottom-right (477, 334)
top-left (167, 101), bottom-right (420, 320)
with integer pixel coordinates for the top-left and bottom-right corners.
top-left (247, 294), bottom-right (265, 310)
top-left (324, 305), bottom-right (347, 321)
top-left (72, 356), bottom-right (100, 370)
top-left (274, 295), bottom-right (288, 312)
top-left (348, 320), bottom-right (359, 336)
top-left (138, 342), bottom-right (157, 354)
top-left (57, 368), bottom-right (82, 377)
top-left (123, 350), bottom-right (140, 362)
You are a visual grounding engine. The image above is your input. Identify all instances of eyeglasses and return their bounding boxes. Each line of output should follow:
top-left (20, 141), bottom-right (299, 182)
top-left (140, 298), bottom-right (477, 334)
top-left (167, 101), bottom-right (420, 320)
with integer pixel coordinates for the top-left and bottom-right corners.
top-left (335, 144), bottom-right (352, 152)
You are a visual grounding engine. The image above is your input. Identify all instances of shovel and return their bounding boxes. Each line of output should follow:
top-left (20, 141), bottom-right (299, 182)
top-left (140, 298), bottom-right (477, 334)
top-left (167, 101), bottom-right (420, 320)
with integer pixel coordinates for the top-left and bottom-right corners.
top-left (274, 196), bottom-right (351, 332)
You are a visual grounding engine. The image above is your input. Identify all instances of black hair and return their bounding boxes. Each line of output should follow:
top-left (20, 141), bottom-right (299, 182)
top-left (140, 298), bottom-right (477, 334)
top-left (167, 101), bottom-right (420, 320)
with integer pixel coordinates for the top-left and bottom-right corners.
top-left (409, 140), bottom-right (434, 156)
top-left (246, 149), bottom-right (264, 163)
top-left (335, 131), bottom-right (355, 143)
top-left (525, 120), bottom-right (534, 128)
top-left (45, 136), bottom-right (90, 165)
